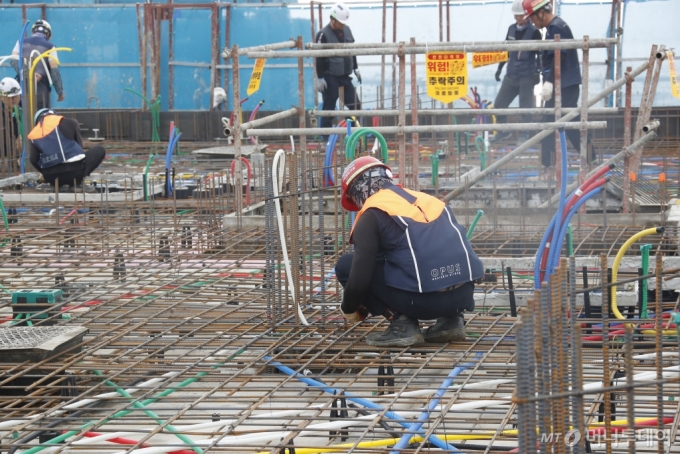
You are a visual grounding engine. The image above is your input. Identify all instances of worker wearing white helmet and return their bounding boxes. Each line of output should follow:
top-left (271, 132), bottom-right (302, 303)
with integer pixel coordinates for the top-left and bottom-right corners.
top-left (10, 19), bottom-right (65, 110)
top-left (315, 3), bottom-right (362, 137)
top-left (1, 77), bottom-right (23, 160)
top-left (489, 0), bottom-right (542, 145)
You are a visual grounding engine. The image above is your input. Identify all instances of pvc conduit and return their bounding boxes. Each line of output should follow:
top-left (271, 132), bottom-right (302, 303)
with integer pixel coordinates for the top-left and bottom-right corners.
top-left (28, 47), bottom-right (71, 124)
top-left (611, 227), bottom-right (664, 319)
top-left (345, 128), bottom-right (388, 163)
top-left (467, 210), bottom-right (484, 240)
top-left (272, 149), bottom-right (309, 325)
top-left (263, 356), bottom-right (459, 451)
top-left (389, 355), bottom-right (481, 453)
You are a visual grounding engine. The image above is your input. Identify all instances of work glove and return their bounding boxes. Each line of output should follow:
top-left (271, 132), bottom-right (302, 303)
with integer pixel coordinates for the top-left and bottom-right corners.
top-left (354, 69), bottom-right (362, 84)
top-left (316, 78), bottom-right (327, 93)
top-left (494, 68), bottom-right (502, 82)
top-left (541, 81), bottom-right (553, 102)
top-left (342, 305), bottom-right (368, 323)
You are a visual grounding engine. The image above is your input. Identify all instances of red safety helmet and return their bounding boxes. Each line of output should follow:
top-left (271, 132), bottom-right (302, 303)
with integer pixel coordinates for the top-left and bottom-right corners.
top-left (522, 0), bottom-right (551, 18)
top-left (341, 156), bottom-right (391, 212)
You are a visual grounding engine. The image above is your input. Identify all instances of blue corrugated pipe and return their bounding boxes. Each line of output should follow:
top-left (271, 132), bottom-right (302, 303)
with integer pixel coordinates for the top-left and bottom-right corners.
top-left (262, 356), bottom-right (460, 451)
top-left (389, 353), bottom-right (481, 453)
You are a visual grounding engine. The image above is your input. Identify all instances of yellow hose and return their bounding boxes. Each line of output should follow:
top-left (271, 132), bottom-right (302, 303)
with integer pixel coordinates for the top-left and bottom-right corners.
top-left (252, 416), bottom-right (667, 454)
top-left (28, 47), bottom-right (72, 122)
top-left (611, 226), bottom-right (665, 320)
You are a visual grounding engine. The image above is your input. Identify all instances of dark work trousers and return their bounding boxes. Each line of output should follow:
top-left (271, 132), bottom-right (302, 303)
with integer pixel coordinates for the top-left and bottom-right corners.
top-left (42, 146), bottom-right (106, 186)
top-left (335, 253), bottom-right (475, 320)
top-left (35, 88), bottom-right (51, 110)
top-left (320, 74), bottom-right (361, 130)
top-left (493, 74), bottom-right (538, 124)
top-left (540, 84), bottom-right (591, 167)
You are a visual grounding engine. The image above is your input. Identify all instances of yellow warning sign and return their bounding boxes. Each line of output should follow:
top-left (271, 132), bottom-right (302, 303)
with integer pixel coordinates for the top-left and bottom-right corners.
top-left (471, 51), bottom-right (508, 69)
top-left (668, 52), bottom-right (680, 100)
top-left (247, 58), bottom-right (266, 96)
top-left (425, 52), bottom-right (467, 104)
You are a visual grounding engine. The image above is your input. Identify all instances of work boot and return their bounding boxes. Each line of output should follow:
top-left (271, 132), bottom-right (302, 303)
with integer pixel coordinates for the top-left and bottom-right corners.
top-left (366, 315), bottom-right (423, 347)
top-left (422, 313), bottom-right (466, 343)
top-left (488, 130), bottom-right (512, 143)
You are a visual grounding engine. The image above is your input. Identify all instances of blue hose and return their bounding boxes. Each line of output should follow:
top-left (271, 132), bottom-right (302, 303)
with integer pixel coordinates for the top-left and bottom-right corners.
top-left (547, 188), bottom-right (602, 275)
top-left (263, 356), bottom-right (460, 452)
top-left (165, 127), bottom-right (181, 196)
top-left (388, 355), bottom-right (480, 453)
top-left (18, 21), bottom-right (30, 174)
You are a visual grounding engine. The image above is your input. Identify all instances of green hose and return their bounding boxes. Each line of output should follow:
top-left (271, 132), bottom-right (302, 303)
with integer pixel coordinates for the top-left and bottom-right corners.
top-left (467, 209), bottom-right (484, 240)
top-left (429, 153), bottom-right (439, 186)
top-left (474, 136), bottom-right (486, 171)
top-left (13, 105), bottom-right (23, 137)
top-left (143, 153), bottom-right (155, 201)
top-left (0, 197), bottom-right (9, 248)
top-left (345, 128), bottom-right (388, 163)
top-left (567, 223), bottom-right (573, 256)
top-left (453, 115), bottom-right (461, 154)
top-left (125, 88), bottom-right (161, 142)
top-left (640, 243), bottom-right (651, 318)
top-left (92, 371), bottom-right (202, 453)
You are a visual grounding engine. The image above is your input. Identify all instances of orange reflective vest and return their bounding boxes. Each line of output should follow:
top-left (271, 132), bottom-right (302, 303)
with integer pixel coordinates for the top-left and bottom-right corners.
top-left (28, 115), bottom-right (84, 169)
top-left (351, 184), bottom-right (484, 293)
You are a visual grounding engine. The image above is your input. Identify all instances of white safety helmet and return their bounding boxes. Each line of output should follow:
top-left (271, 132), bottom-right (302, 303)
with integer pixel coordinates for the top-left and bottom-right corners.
top-left (330, 2), bottom-right (350, 24)
top-left (0, 77), bottom-right (21, 98)
top-left (32, 19), bottom-right (52, 40)
top-left (511, 0), bottom-right (525, 15)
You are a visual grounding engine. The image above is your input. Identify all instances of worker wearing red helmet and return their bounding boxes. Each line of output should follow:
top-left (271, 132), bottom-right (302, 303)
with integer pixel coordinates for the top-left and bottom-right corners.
top-left (335, 156), bottom-right (484, 347)
top-left (523, 0), bottom-right (594, 167)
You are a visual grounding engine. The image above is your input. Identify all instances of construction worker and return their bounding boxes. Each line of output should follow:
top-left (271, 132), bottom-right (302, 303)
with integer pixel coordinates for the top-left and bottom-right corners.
top-left (335, 157), bottom-right (484, 347)
top-left (28, 109), bottom-right (105, 190)
top-left (523, 0), bottom-right (594, 167)
top-left (315, 3), bottom-right (361, 136)
top-left (0, 77), bottom-right (22, 160)
top-left (489, 0), bottom-right (542, 145)
top-left (10, 20), bottom-right (65, 110)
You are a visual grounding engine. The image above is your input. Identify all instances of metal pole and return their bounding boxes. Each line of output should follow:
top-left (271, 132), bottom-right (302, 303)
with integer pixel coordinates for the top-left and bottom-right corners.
top-left (232, 44), bottom-right (243, 230)
top-left (579, 36), bottom-right (590, 191)
top-left (444, 59), bottom-right (650, 202)
top-left (297, 36), bottom-right (306, 166)
top-left (438, 0), bottom-right (443, 43)
top-left (305, 37), bottom-right (618, 50)
top-left (554, 34), bottom-right (561, 184)
top-left (312, 107), bottom-right (617, 117)
top-left (168, 2), bottom-right (175, 110)
top-left (539, 130), bottom-right (657, 208)
top-left (381, 0), bottom-right (386, 109)
top-left (210, 3), bottom-right (219, 112)
top-left (391, 2), bottom-right (397, 109)
top-left (410, 38), bottom-right (419, 191)
top-left (398, 43), bottom-right (406, 185)
top-left (622, 66), bottom-right (633, 214)
top-left (238, 107), bottom-right (299, 131)
top-left (246, 121), bottom-right (606, 138)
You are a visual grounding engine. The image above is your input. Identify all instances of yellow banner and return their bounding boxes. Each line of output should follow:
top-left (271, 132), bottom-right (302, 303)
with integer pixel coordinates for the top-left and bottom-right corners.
top-left (669, 52), bottom-right (680, 100)
top-left (247, 58), bottom-right (266, 96)
top-left (425, 52), bottom-right (467, 104)
top-left (471, 51), bottom-right (508, 69)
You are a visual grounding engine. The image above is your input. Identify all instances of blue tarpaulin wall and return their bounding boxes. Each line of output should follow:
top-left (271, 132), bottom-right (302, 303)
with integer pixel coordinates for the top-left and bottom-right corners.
top-left (0, 1), bottom-right (677, 111)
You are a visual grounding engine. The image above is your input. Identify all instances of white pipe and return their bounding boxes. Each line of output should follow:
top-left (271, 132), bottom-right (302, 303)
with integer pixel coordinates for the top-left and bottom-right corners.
top-left (0, 55), bottom-right (19, 66)
top-left (0, 372), bottom-right (179, 431)
top-left (273, 147), bottom-right (309, 325)
top-left (29, 50), bottom-right (53, 87)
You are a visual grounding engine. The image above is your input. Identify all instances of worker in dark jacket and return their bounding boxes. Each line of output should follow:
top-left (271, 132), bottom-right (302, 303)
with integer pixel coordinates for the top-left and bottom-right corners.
top-left (335, 157), bottom-right (484, 347)
top-left (489, 0), bottom-right (542, 144)
top-left (28, 109), bottom-right (105, 189)
top-left (523, 0), bottom-right (594, 167)
top-left (1, 77), bottom-right (22, 162)
top-left (11, 20), bottom-right (65, 110)
top-left (315, 2), bottom-right (361, 134)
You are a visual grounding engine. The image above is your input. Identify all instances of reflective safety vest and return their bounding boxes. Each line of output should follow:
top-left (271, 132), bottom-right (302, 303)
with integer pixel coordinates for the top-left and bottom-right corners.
top-left (506, 22), bottom-right (539, 79)
top-left (351, 185), bottom-right (484, 293)
top-left (28, 115), bottom-right (84, 169)
top-left (318, 24), bottom-right (355, 77)
top-left (22, 34), bottom-right (55, 92)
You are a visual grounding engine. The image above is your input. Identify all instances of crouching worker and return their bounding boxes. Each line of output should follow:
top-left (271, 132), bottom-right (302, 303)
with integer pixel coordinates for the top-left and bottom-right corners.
top-left (28, 109), bottom-right (105, 189)
top-left (335, 156), bottom-right (484, 347)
